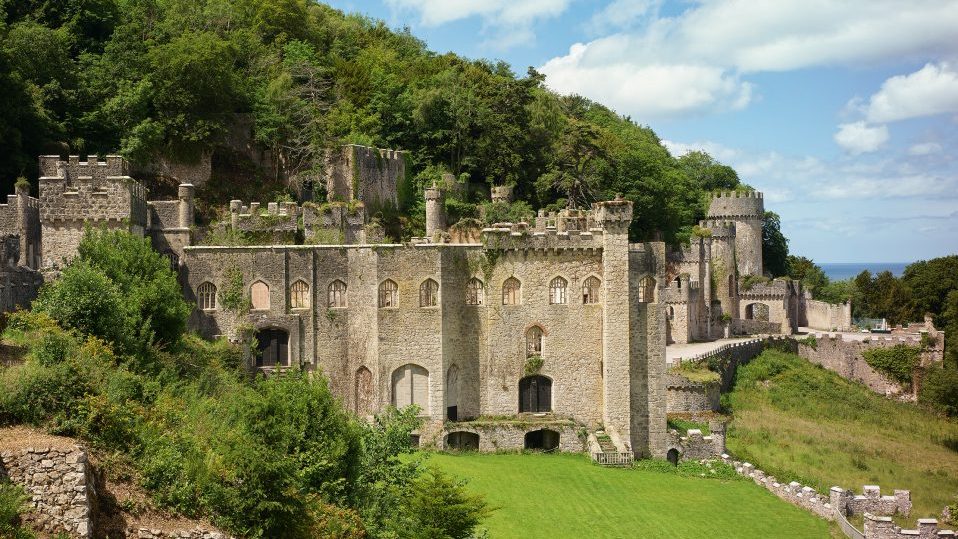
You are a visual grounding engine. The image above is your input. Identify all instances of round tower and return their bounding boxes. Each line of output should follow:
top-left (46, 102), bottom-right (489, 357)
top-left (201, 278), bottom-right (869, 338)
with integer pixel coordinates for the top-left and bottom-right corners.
top-left (424, 183), bottom-right (446, 240)
top-left (707, 191), bottom-right (764, 277)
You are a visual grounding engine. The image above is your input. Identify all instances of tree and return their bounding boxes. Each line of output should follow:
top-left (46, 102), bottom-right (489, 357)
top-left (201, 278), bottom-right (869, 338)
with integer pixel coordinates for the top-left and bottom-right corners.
top-left (762, 211), bottom-right (789, 277)
top-left (677, 151), bottom-right (740, 192)
top-left (535, 119), bottom-right (608, 208)
top-left (901, 255), bottom-right (958, 326)
top-left (400, 469), bottom-right (491, 539)
top-left (787, 255), bottom-right (829, 296)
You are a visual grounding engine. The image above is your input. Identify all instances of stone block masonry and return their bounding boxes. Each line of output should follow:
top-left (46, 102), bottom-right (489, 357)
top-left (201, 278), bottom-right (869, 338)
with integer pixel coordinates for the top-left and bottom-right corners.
top-left (0, 445), bottom-right (93, 538)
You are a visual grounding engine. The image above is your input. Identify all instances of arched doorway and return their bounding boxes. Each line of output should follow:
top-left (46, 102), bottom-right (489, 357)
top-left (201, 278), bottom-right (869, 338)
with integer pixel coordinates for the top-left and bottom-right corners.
top-left (392, 364), bottom-right (429, 414)
top-left (446, 431), bottom-right (480, 451)
top-left (667, 448), bottom-right (680, 466)
top-left (519, 375), bottom-right (552, 413)
top-left (255, 328), bottom-right (288, 367)
top-left (446, 365), bottom-right (459, 421)
top-left (524, 429), bottom-right (560, 451)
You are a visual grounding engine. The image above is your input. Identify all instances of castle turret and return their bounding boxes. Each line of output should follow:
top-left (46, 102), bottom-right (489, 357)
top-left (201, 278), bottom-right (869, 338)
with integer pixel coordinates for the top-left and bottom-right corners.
top-left (425, 183), bottom-right (446, 239)
top-left (707, 191), bottom-right (764, 276)
top-left (178, 183), bottom-right (195, 229)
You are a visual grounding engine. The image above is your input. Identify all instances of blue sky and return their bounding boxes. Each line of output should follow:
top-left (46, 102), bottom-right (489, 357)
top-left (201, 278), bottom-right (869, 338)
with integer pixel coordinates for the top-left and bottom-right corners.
top-left (325, 0), bottom-right (958, 264)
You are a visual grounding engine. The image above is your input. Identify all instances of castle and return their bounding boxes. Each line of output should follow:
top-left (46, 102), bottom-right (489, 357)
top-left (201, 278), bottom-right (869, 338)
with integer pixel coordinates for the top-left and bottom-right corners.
top-left (0, 149), bottom-right (852, 458)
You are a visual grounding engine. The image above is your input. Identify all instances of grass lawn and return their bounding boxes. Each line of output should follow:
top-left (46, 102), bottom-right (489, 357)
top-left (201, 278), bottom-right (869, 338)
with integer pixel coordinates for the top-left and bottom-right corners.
top-left (725, 349), bottom-right (958, 521)
top-left (423, 452), bottom-right (829, 538)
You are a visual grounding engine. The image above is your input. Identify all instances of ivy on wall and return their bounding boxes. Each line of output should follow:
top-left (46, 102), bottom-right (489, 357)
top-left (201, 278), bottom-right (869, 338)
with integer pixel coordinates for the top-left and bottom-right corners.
top-left (863, 344), bottom-right (921, 384)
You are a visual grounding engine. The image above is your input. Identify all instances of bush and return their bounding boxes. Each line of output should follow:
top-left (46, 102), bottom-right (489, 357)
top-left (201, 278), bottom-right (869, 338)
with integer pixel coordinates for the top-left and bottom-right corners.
top-left (862, 345), bottom-right (920, 384)
top-left (400, 468), bottom-right (491, 539)
top-left (919, 366), bottom-right (958, 417)
top-left (0, 480), bottom-right (33, 539)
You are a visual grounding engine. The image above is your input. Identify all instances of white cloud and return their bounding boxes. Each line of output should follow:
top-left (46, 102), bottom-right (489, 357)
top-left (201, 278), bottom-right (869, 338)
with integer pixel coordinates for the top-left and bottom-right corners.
top-left (908, 142), bottom-right (944, 156)
top-left (541, 41), bottom-right (753, 118)
top-left (833, 122), bottom-right (889, 155)
top-left (586, 0), bottom-right (659, 34)
top-left (862, 62), bottom-right (958, 122)
top-left (539, 0), bottom-right (958, 117)
top-left (384, 0), bottom-right (569, 48)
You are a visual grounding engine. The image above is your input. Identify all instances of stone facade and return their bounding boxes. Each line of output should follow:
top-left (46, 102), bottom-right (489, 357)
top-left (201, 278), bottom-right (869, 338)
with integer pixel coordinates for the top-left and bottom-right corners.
top-left (0, 445), bottom-right (93, 538)
top-left (707, 191), bottom-right (764, 277)
top-left (665, 374), bottom-right (720, 413)
top-left (183, 196), bottom-right (667, 456)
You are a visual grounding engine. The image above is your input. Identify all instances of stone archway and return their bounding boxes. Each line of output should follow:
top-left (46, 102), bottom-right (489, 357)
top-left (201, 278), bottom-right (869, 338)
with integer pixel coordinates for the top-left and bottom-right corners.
top-left (667, 448), bottom-right (680, 466)
top-left (744, 302), bottom-right (770, 322)
top-left (524, 429), bottom-right (560, 451)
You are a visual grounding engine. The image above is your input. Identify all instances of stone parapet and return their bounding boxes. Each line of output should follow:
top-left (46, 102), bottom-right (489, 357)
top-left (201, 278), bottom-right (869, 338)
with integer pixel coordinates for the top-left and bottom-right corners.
top-left (707, 190), bottom-right (764, 220)
top-left (864, 514), bottom-right (955, 539)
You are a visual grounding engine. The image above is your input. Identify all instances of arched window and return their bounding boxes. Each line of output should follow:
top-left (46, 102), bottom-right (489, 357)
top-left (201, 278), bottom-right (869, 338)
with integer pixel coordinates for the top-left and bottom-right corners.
top-left (355, 366), bottom-right (372, 416)
top-left (549, 276), bottom-right (568, 305)
top-left (582, 276), bottom-right (601, 304)
top-left (638, 277), bottom-right (656, 303)
top-left (502, 277), bottom-right (521, 305)
top-left (526, 326), bottom-right (543, 357)
top-left (290, 280), bottom-right (309, 309)
top-left (519, 375), bottom-right (552, 413)
top-left (250, 281), bottom-right (270, 310)
top-left (328, 280), bottom-right (347, 308)
top-left (391, 363), bottom-right (429, 413)
top-left (379, 279), bottom-right (398, 308)
top-left (419, 279), bottom-right (439, 307)
top-left (466, 278), bottom-right (484, 306)
top-left (197, 282), bottom-right (217, 310)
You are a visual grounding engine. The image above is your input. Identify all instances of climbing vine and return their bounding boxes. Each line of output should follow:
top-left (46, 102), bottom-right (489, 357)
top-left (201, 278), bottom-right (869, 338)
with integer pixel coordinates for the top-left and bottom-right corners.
top-left (863, 344), bottom-right (921, 384)
top-left (524, 354), bottom-right (543, 376)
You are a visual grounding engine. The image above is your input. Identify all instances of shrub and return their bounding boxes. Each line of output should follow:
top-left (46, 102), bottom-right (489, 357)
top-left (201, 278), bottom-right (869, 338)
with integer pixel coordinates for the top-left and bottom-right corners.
top-left (0, 480), bottom-right (34, 539)
top-left (400, 468), bottom-right (491, 539)
top-left (862, 344), bottom-right (920, 384)
top-left (919, 366), bottom-right (958, 417)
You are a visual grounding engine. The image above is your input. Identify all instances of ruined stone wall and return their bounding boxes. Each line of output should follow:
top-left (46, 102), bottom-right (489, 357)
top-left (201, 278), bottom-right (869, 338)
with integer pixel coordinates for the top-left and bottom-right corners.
top-left (301, 202), bottom-right (368, 245)
top-left (323, 145), bottom-right (404, 212)
top-left (0, 445), bottom-right (92, 538)
top-left (39, 156), bottom-right (148, 266)
top-left (666, 423), bottom-right (725, 460)
top-left (797, 334), bottom-right (929, 397)
top-left (803, 297), bottom-right (852, 331)
top-left (738, 278), bottom-right (800, 334)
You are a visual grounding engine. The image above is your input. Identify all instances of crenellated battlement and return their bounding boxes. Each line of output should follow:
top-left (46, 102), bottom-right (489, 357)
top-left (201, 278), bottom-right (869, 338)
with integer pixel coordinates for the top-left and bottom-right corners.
top-left (39, 154), bottom-right (130, 180)
top-left (698, 219), bottom-right (736, 238)
top-left (707, 190), bottom-right (764, 220)
top-left (481, 223), bottom-right (604, 251)
top-left (229, 199), bottom-right (299, 233)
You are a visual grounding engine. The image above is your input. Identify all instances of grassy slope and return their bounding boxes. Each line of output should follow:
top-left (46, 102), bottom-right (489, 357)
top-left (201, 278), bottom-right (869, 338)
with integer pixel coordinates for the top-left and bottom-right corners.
top-left (725, 350), bottom-right (958, 520)
top-left (425, 452), bottom-right (828, 538)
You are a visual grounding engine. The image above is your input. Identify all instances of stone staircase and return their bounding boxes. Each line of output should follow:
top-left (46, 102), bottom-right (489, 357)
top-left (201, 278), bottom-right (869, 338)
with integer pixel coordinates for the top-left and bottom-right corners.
top-left (590, 430), bottom-right (633, 467)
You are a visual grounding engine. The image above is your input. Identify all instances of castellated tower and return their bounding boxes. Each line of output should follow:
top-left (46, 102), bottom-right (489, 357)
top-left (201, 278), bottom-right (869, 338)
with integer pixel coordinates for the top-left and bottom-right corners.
top-left (707, 191), bottom-right (764, 276)
top-left (39, 155), bottom-right (148, 267)
top-left (701, 219), bottom-right (738, 317)
top-left (424, 183), bottom-right (446, 239)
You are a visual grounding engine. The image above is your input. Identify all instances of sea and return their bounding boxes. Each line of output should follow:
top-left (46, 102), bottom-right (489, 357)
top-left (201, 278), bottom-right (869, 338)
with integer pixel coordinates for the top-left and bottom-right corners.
top-left (818, 262), bottom-right (909, 281)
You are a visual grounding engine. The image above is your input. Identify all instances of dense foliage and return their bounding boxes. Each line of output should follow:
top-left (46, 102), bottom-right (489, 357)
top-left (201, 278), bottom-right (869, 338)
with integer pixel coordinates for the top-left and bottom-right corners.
top-left (0, 230), bottom-right (489, 538)
top-left (0, 0), bottom-right (757, 246)
top-left (0, 480), bottom-right (33, 539)
top-left (861, 344), bottom-right (921, 385)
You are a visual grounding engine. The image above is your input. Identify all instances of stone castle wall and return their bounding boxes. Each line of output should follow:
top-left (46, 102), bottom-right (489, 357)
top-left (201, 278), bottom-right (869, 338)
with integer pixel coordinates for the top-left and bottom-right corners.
top-left (323, 145), bottom-right (405, 212)
top-left (797, 333), bottom-right (934, 397)
top-left (0, 186), bottom-right (41, 269)
top-left (0, 445), bottom-right (93, 538)
top-left (665, 373), bottom-right (720, 413)
top-left (38, 156), bottom-right (148, 267)
top-left (803, 298), bottom-right (852, 331)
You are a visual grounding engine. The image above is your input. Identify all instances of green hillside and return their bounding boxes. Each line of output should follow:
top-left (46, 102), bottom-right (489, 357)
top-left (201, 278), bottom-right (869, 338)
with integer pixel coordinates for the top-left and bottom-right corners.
top-left (725, 349), bottom-right (958, 521)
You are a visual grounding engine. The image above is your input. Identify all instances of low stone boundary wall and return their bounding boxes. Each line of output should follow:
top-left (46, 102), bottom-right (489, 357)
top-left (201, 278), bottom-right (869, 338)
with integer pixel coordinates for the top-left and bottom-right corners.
top-left (129, 527), bottom-right (228, 539)
top-left (0, 445), bottom-right (92, 537)
top-left (724, 458), bottom-right (834, 520)
top-left (864, 514), bottom-right (955, 538)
